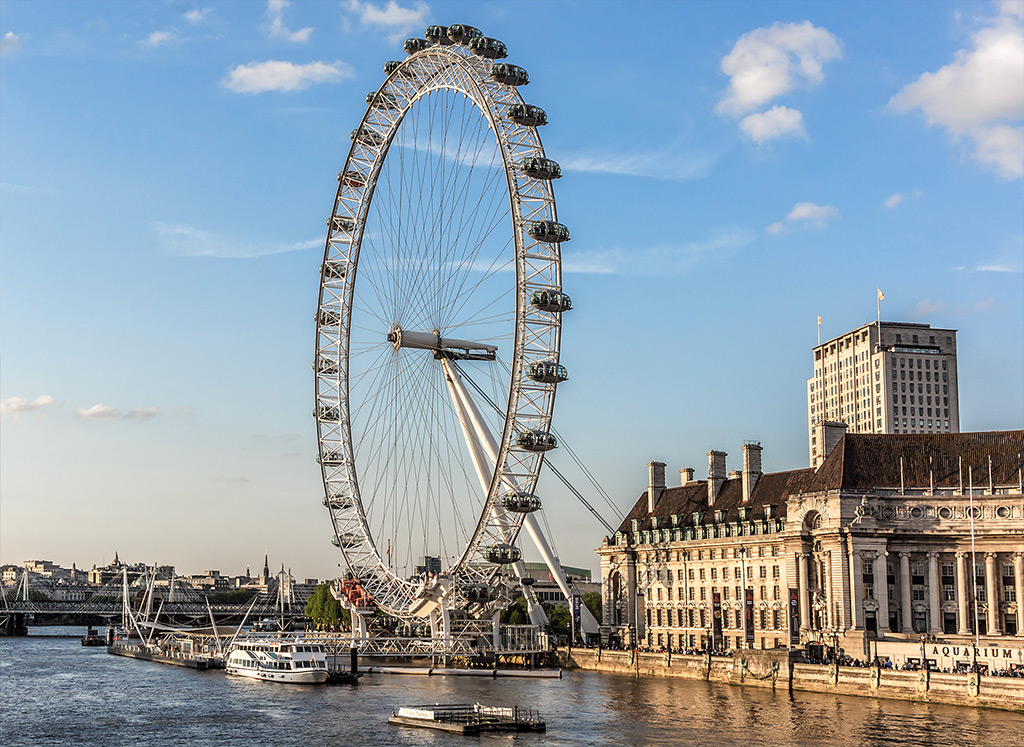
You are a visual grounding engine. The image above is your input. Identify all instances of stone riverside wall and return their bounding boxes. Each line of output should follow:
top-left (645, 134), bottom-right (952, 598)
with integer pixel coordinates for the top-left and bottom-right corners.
top-left (560, 649), bottom-right (1023, 713)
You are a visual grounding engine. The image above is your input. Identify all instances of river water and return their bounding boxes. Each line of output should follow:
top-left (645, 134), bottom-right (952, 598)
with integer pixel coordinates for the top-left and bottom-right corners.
top-left (2, 628), bottom-right (1022, 746)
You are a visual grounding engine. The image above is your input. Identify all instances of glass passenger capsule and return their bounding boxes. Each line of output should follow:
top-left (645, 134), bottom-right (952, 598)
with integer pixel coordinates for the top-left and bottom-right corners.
top-left (447, 24), bottom-right (482, 44)
top-left (516, 430), bottom-right (557, 452)
top-left (403, 37), bottom-right (430, 55)
top-left (350, 128), bottom-right (384, 146)
top-left (507, 103), bottom-right (547, 126)
top-left (315, 403), bottom-right (340, 421)
top-left (366, 91), bottom-right (399, 110)
top-left (484, 544), bottom-right (522, 564)
top-left (526, 220), bottom-right (570, 242)
top-left (337, 170), bottom-right (366, 187)
top-left (322, 493), bottom-right (353, 510)
top-left (318, 449), bottom-right (343, 465)
top-left (318, 309), bottom-right (341, 327)
top-left (530, 289), bottom-right (572, 313)
top-left (314, 355), bottom-right (339, 374)
top-left (327, 215), bottom-right (355, 232)
top-left (525, 361), bottom-right (568, 384)
top-left (520, 576), bottom-right (536, 586)
top-left (383, 60), bottom-right (415, 78)
top-left (519, 157), bottom-right (561, 180)
top-left (490, 63), bottom-right (529, 86)
top-left (468, 37), bottom-right (507, 59)
top-left (424, 25), bottom-right (453, 45)
top-left (320, 260), bottom-right (347, 280)
top-left (462, 583), bottom-right (498, 602)
top-left (500, 492), bottom-right (542, 513)
top-left (331, 533), bottom-right (361, 549)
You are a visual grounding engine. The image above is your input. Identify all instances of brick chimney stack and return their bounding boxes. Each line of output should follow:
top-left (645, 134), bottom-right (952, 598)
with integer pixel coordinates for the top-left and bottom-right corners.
top-left (707, 450), bottom-right (727, 506)
top-left (742, 442), bottom-right (763, 503)
top-left (647, 461), bottom-right (666, 513)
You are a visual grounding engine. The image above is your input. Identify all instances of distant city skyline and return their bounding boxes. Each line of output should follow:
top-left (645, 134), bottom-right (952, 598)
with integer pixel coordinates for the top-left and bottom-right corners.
top-left (2, 1), bottom-right (1022, 579)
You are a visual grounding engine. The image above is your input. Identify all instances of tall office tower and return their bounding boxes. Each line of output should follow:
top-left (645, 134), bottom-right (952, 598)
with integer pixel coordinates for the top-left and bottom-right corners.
top-left (808, 321), bottom-right (960, 467)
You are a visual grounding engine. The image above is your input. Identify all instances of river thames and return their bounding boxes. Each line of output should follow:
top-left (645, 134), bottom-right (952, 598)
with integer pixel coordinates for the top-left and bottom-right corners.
top-left (2, 628), bottom-right (1022, 746)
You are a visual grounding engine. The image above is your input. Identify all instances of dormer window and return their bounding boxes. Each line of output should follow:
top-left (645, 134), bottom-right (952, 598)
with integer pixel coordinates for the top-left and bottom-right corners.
top-left (715, 510), bottom-right (727, 524)
top-left (738, 507), bottom-right (750, 521)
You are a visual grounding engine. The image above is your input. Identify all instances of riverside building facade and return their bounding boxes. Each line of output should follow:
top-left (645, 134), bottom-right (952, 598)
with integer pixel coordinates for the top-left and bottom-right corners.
top-left (808, 321), bottom-right (960, 468)
top-left (597, 430), bottom-right (1024, 671)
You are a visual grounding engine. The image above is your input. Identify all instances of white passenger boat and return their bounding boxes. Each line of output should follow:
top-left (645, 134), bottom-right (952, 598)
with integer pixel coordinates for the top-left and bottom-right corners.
top-left (225, 637), bottom-right (329, 684)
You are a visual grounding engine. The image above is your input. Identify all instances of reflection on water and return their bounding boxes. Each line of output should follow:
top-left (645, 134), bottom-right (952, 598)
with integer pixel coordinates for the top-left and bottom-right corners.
top-left (2, 629), bottom-right (1021, 747)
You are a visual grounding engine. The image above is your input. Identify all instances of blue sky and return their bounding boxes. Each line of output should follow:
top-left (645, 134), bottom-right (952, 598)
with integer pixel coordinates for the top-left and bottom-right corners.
top-left (2, 0), bottom-right (1022, 579)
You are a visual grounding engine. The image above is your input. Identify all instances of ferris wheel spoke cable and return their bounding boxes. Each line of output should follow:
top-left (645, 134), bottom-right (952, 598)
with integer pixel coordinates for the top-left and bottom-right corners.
top-left (458, 362), bottom-right (621, 536)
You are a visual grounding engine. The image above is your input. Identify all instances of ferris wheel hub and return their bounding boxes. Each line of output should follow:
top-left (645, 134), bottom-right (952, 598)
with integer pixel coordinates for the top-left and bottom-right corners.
top-left (388, 326), bottom-right (498, 361)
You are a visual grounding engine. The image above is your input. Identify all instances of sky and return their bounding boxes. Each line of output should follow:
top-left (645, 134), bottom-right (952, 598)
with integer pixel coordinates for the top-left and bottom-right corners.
top-left (2, 0), bottom-right (1022, 580)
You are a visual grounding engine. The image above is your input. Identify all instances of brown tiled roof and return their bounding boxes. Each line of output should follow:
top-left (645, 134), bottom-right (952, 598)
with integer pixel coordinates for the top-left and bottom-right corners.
top-left (613, 431), bottom-right (1024, 535)
top-left (614, 468), bottom-right (813, 534)
top-left (807, 430), bottom-right (1024, 492)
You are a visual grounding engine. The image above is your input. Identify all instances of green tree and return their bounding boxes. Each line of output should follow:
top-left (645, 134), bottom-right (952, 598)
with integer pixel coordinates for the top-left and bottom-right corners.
top-left (500, 596), bottom-right (531, 625)
top-left (581, 591), bottom-right (602, 621)
top-left (543, 603), bottom-right (571, 642)
top-left (304, 583), bottom-right (350, 629)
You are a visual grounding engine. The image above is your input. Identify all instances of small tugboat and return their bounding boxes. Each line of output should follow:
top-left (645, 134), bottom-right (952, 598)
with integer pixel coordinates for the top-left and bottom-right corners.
top-left (81, 627), bottom-right (105, 647)
top-left (389, 703), bottom-right (546, 735)
top-left (225, 637), bottom-right (329, 684)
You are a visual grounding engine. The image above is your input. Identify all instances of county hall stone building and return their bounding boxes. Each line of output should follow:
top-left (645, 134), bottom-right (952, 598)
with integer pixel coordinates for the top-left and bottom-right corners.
top-left (597, 429), bottom-right (1024, 671)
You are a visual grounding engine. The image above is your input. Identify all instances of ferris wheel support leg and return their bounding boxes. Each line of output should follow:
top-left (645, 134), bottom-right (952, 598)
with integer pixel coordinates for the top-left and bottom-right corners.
top-left (442, 359), bottom-right (550, 629)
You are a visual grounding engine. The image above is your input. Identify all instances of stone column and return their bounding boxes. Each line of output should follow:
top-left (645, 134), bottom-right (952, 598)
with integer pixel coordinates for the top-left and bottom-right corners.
top-left (798, 553), bottom-right (811, 631)
top-left (1015, 553), bottom-right (1024, 636)
top-left (927, 551), bottom-right (942, 634)
top-left (824, 551), bottom-right (834, 630)
top-left (985, 552), bottom-right (1001, 636)
top-left (956, 551), bottom-right (971, 635)
top-left (899, 551), bottom-right (912, 633)
top-left (848, 545), bottom-right (862, 630)
top-left (875, 551), bottom-right (890, 633)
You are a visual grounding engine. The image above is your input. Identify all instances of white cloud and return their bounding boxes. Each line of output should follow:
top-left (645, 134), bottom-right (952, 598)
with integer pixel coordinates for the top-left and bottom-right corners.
top-left (561, 227), bottom-right (756, 276)
top-left (77, 404), bottom-right (159, 421)
top-left (267, 0), bottom-right (313, 42)
top-left (766, 201), bottom-right (840, 234)
top-left (345, 0), bottom-right (429, 42)
top-left (884, 189), bottom-right (922, 209)
top-left (559, 145), bottom-right (718, 181)
top-left (185, 8), bottom-right (210, 24)
top-left (223, 59), bottom-right (351, 94)
top-left (1, 31), bottom-right (24, 56)
top-left (1, 395), bottom-right (57, 416)
top-left (153, 222), bottom-right (322, 258)
top-left (1002, 0), bottom-right (1024, 20)
top-left (910, 299), bottom-right (946, 319)
top-left (787, 202), bottom-right (839, 223)
top-left (718, 21), bottom-right (841, 117)
top-left (889, 6), bottom-right (1024, 180)
top-left (142, 30), bottom-right (177, 47)
top-left (738, 105), bottom-right (806, 143)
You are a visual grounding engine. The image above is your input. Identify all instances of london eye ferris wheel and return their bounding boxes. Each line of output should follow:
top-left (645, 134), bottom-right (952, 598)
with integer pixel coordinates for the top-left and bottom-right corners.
top-left (314, 24), bottom-right (573, 624)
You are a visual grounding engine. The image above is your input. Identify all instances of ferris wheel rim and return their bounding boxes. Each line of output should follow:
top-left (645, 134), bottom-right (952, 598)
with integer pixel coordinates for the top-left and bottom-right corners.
top-left (314, 38), bottom-right (565, 618)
